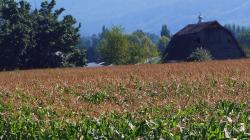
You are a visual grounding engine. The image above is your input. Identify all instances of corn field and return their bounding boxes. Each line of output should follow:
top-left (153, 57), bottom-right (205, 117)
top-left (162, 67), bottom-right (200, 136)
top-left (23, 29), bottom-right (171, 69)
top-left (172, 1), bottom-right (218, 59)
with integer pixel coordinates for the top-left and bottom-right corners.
top-left (0, 59), bottom-right (250, 139)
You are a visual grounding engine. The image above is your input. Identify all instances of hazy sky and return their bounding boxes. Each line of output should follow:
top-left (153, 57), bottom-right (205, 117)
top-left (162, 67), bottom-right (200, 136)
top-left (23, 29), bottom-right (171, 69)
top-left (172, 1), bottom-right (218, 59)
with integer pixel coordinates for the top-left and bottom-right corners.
top-left (27, 0), bottom-right (250, 35)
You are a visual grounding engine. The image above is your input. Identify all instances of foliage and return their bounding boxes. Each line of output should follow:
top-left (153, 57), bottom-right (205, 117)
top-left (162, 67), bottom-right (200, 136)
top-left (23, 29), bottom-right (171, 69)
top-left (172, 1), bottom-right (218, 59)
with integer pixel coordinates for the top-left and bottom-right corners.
top-left (0, 100), bottom-right (249, 139)
top-left (146, 32), bottom-right (160, 44)
top-left (238, 31), bottom-right (250, 46)
top-left (81, 34), bottom-right (101, 62)
top-left (157, 36), bottom-right (170, 54)
top-left (0, 0), bottom-right (86, 70)
top-left (63, 47), bottom-right (87, 67)
top-left (241, 45), bottom-right (250, 58)
top-left (0, 60), bottom-right (249, 138)
top-left (99, 26), bottom-right (130, 65)
top-left (188, 48), bottom-right (213, 62)
top-left (81, 26), bottom-right (108, 63)
top-left (82, 91), bottom-right (109, 104)
top-left (161, 24), bottom-right (171, 38)
top-left (225, 24), bottom-right (250, 37)
top-left (99, 27), bottom-right (159, 65)
top-left (128, 30), bottom-right (159, 64)
top-left (0, 0), bottom-right (32, 70)
top-left (82, 28), bottom-right (160, 64)
top-left (224, 24), bottom-right (250, 56)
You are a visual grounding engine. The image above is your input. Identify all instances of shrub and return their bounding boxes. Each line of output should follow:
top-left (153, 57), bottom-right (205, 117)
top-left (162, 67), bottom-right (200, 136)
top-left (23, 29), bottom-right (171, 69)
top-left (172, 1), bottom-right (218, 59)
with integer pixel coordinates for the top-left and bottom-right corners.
top-left (187, 47), bottom-right (213, 62)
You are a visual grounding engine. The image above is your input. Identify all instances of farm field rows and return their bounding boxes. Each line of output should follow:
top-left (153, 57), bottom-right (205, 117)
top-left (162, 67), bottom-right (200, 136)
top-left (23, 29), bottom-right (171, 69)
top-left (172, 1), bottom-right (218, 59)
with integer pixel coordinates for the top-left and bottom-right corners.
top-left (0, 59), bottom-right (250, 139)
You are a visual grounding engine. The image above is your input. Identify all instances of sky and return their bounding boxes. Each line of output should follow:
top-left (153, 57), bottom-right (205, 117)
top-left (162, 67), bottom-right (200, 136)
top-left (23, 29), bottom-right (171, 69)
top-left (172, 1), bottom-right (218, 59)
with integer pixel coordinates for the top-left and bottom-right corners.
top-left (27, 0), bottom-right (250, 36)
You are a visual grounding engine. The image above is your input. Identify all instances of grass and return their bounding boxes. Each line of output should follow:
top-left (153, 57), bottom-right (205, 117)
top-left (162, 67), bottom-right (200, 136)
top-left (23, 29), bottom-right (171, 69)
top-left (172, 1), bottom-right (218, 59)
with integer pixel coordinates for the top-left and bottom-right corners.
top-left (0, 59), bottom-right (249, 139)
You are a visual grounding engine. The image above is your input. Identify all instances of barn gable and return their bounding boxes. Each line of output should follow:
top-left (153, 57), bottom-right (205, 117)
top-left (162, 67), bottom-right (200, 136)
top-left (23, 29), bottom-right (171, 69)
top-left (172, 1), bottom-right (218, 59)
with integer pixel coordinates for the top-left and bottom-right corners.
top-left (165, 21), bottom-right (245, 62)
top-left (175, 21), bottom-right (220, 36)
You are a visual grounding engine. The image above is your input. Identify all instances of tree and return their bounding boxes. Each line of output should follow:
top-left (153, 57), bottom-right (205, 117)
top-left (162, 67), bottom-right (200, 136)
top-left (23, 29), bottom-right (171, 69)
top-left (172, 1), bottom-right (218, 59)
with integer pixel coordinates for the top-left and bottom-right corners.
top-left (241, 45), bottom-right (250, 58)
top-left (157, 36), bottom-right (170, 54)
top-left (0, 0), bottom-right (33, 70)
top-left (146, 32), bottom-right (160, 44)
top-left (129, 30), bottom-right (159, 64)
top-left (24, 0), bottom-right (82, 68)
top-left (81, 34), bottom-right (101, 63)
top-left (0, 0), bottom-right (86, 70)
top-left (225, 24), bottom-right (250, 37)
top-left (63, 47), bottom-right (87, 67)
top-left (0, 0), bottom-right (3, 8)
top-left (99, 27), bottom-right (159, 65)
top-left (100, 25), bottom-right (108, 39)
top-left (99, 26), bottom-right (130, 65)
top-left (238, 31), bottom-right (250, 45)
top-left (140, 36), bottom-right (159, 59)
top-left (161, 24), bottom-right (171, 38)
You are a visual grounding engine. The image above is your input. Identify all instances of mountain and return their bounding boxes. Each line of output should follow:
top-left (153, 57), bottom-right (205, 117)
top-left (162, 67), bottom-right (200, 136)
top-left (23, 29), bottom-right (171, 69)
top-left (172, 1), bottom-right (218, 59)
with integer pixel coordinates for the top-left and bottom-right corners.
top-left (29, 0), bottom-right (250, 35)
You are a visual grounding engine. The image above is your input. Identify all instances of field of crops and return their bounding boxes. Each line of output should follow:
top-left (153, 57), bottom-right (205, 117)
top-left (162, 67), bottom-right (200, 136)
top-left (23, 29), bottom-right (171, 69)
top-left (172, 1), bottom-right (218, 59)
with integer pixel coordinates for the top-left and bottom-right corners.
top-left (0, 59), bottom-right (250, 139)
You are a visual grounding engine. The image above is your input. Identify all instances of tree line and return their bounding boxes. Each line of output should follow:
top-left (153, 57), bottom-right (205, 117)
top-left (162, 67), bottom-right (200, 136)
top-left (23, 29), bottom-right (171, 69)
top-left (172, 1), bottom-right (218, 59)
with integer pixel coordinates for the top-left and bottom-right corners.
top-left (0, 0), bottom-right (171, 69)
top-left (82, 25), bottom-right (170, 64)
top-left (225, 24), bottom-right (250, 57)
top-left (0, 0), bottom-right (249, 70)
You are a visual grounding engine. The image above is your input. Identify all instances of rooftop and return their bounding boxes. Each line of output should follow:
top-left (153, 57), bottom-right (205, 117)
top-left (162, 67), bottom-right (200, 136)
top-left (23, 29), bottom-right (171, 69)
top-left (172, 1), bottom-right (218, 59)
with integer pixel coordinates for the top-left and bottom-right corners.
top-left (175, 21), bottom-right (220, 36)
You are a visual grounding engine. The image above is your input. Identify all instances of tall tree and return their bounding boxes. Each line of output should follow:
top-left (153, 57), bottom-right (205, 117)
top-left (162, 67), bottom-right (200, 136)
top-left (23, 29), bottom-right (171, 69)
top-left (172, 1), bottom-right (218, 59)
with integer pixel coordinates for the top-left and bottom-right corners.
top-left (97, 27), bottom-right (160, 65)
top-left (99, 26), bottom-right (130, 65)
top-left (157, 36), bottom-right (170, 54)
top-left (129, 30), bottom-right (159, 64)
top-left (0, 0), bottom-right (33, 70)
top-left (0, 0), bottom-right (86, 70)
top-left (81, 34), bottom-right (101, 62)
top-left (161, 24), bottom-right (171, 38)
top-left (24, 0), bottom-right (82, 68)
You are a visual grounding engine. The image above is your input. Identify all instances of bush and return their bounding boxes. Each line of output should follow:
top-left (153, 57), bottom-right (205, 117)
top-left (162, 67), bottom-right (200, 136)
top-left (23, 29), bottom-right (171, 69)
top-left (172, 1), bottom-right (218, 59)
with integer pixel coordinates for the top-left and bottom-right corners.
top-left (187, 48), bottom-right (213, 62)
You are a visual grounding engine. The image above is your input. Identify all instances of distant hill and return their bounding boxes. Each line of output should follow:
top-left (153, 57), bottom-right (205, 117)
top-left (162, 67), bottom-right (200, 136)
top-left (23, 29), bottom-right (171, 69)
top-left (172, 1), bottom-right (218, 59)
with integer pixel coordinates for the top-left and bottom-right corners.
top-left (29, 0), bottom-right (250, 35)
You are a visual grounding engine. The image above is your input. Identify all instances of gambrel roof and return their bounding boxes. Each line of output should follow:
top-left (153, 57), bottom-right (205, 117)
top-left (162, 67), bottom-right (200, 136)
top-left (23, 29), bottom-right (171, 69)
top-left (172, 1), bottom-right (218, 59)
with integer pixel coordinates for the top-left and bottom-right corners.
top-left (175, 21), bottom-right (220, 36)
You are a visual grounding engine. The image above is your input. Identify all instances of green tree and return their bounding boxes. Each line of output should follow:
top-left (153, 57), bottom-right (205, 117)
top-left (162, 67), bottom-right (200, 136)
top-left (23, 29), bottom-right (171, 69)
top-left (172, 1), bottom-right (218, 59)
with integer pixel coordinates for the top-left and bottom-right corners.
top-left (24, 0), bottom-right (82, 68)
top-left (81, 34), bottom-right (101, 62)
top-left (0, 0), bottom-right (33, 70)
top-left (127, 45), bottom-right (144, 64)
top-left (161, 24), bottom-right (171, 38)
top-left (140, 36), bottom-right (159, 59)
top-left (157, 36), bottom-right (170, 54)
top-left (99, 27), bottom-right (159, 65)
top-left (63, 47), bottom-right (87, 67)
top-left (0, 0), bottom-right (86, 70)
top-left (100, 25), bottom-right (108, 39)
top-left (146, 32), bottom-right (160, 44)
top-left (99, 26), bottom-right (130, 65)
top-left (241, 45), bottom-right (250, 57)
top-left (129, 30), bottom-right (159, 64)
top-left (238, 31), bottom-right (250, 45)
top-left (127, 35), bottom-right (145, 64)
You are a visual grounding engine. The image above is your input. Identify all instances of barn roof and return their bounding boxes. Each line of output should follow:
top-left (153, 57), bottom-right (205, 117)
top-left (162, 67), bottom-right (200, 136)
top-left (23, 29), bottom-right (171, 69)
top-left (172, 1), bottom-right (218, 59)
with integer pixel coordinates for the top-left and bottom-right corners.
top-left (175, 21), bottom-right (220, 36)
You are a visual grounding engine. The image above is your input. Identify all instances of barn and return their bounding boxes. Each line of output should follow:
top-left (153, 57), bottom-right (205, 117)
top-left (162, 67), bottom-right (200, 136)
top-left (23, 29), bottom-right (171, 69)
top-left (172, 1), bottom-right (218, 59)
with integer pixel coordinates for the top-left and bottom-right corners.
top-left (164, 20), bottom-right (245, 62)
